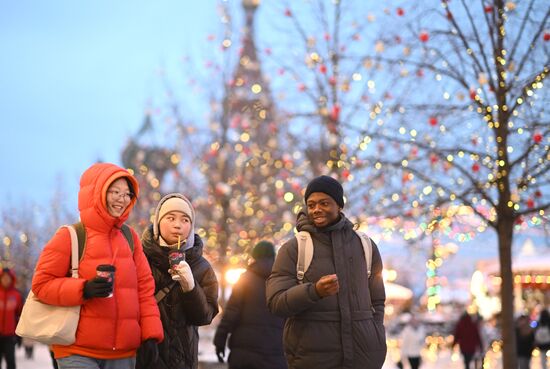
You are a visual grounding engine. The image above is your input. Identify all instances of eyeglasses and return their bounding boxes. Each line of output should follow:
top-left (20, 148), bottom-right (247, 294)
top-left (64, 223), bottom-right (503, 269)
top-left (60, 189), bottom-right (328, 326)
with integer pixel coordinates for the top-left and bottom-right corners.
top-left (107, 190), bottom-right (134, 201)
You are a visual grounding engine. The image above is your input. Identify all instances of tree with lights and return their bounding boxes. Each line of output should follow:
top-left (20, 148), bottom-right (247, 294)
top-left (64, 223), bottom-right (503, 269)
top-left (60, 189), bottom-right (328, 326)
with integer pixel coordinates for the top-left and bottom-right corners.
top-left (139, 0), bottom-right (304, 303)
top-left (359, 2), bottom-right (548, 368)
top-left (261, 1), bottom-right (548, 367)
top-left (0, 186), bottom-right (75, 291)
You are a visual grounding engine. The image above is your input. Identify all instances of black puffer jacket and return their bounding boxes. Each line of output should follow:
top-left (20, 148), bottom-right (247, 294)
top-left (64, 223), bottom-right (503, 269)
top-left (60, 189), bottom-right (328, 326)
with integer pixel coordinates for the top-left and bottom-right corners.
top-left (266, 213), bottom-right (386, 369)
top-left (214, 258), bottom-right (287, 369)
top-left (137, 225), bottom-right (219, 369)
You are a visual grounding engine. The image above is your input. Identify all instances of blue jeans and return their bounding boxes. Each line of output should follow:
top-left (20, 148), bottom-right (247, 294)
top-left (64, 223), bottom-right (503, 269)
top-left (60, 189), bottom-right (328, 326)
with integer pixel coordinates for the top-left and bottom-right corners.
top-left (57, 355), bottom-right (135, 369)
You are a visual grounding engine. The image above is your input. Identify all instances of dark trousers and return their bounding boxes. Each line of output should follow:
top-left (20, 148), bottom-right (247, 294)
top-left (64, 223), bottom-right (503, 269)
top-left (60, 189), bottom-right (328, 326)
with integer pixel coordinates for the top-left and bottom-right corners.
top-left (0, 336), bottom-right (16, 369)
top-left (408, 356), bottom-right (421, 369)
top-left (462, 353), bottom-right (474, 369)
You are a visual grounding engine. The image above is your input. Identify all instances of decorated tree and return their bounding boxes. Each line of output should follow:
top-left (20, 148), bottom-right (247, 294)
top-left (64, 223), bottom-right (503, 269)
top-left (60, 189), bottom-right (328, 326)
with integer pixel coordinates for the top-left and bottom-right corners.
top-left (0, 183), bottom-right (75, 292)
top-left (137, 1), bottom-right (304, 302)
top-left (261, 1), bottom-right (548, 366)
top-left (359, 1), bottom-right (548, 367)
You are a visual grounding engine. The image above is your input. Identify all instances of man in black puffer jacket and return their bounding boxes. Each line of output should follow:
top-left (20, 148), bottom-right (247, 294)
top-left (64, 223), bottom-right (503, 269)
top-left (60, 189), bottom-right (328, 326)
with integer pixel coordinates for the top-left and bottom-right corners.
top-left (214, 241), bottom-right (287, 369)
top-left (266, 176), bottom-right (387, 369)
top-left (137, 193), bottom-right (219, 369)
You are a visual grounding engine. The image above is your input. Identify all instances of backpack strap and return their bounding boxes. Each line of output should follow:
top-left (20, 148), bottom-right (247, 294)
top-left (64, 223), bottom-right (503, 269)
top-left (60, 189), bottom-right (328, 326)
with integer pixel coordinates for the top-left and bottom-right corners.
top-left (296, 231), bottom-right (314, 284)
top-left (155, 282), bottom-right (177, 303)
top-left (120, 224), bottom-right (135, 253)
top-left (72, 222), bottom-right (87, 262)
top-left (355, 231), bottom-right (373, 279)
top-left (72, 222), bottom-right (134, 261)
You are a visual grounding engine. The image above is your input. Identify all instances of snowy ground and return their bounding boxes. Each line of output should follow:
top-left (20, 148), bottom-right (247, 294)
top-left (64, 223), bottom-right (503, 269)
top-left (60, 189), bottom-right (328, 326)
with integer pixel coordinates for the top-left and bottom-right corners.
top-left (13, 333), bottom-right (546, 369)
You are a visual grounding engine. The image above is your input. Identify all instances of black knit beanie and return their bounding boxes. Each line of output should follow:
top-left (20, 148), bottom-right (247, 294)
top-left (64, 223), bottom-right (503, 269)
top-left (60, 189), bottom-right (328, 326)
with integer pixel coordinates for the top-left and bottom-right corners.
top-left (251, 241), bottom-right (276, 260)
top-left (304, 175), bottom-right (345, 208)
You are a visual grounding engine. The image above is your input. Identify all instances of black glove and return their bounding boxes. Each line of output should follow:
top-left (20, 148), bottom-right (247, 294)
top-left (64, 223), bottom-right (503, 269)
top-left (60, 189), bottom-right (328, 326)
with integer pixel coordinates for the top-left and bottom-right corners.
top-left (83, 277), bottom-right (113, 299)
top-left (138, 339), bottom-right (159, 367)
top-left (215, 345), bottom-right (225, 363)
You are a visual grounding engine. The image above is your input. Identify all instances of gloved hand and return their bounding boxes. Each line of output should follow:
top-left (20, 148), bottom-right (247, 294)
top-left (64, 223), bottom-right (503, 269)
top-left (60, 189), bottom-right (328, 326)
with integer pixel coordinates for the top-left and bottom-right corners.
top-left (137, 339), bottom-right (158, 367)
top-left (169, 260), bottom-right (195, 292)
top-left (83, 277), bottom-right (113, 299)
top-left (215, 345), bottom-right (225, 363)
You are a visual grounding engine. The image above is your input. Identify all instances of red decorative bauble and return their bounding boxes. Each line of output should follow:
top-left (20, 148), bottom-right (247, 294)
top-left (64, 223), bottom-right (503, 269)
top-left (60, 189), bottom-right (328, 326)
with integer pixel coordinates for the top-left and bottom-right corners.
top-left (484, 5), bottom-right (493, 13)
top-left (527, 198), bottom-right (534, 208)
top-left (470, 89), bottom-right (477, 100)
top-left (535, 190), bottom-right (542, 198)
top-left (324, 33), bottom-right (331, 41)
top-left (396, 7), bottom-right (405, 16)
top-left (533, 133), bottom-right (543, 143)
top-left (330, 104), bottom-right (341, 121)
top-left (419, 31), bottom-right (429, 43)
top-left (284, 8), bottom-right (292, 17)
top-left (329, 76), bottom-right (337, 86)
top-left (544, 32), bottom-right (550, 41)
top-left (319, 64), bottom-right (327, 74)
top-left (297, 83), bottom-right (306, 92)
top-left (472, 163), bottom-right (480, 172)
top-left (429, 116), bottom-right (438, 126)
top-left (342, 169), bottom-right (350, 179)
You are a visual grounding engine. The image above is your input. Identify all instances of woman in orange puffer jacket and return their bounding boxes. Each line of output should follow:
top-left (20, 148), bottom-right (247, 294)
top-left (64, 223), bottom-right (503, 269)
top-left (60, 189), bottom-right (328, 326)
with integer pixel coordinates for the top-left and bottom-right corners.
top-left (32, 162), bottom-right (163, 369)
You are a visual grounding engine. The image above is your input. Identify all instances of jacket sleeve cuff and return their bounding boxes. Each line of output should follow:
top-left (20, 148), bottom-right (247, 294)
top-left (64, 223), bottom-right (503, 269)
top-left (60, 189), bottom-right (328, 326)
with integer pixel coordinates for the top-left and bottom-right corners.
top-left (306, 282), bottom-right (322, 302)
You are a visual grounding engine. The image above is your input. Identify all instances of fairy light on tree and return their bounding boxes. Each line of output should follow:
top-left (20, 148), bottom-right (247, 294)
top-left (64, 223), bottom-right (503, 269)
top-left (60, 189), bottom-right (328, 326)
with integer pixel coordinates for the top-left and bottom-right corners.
top-left (351, 2), bottom-right (549, 367)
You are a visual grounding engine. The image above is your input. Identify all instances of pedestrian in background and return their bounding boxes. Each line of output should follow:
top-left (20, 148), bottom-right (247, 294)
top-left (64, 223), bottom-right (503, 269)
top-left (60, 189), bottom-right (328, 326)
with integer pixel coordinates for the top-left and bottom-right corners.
top-left (535, 309), bottom-right (550, 369)
top-left (516, 314), bottom-right (535, 369)
top-left (32, 162), bottom-right (164, 369)
top-left (266, 175), bottom-right (386, 369)
top-left (0, 268), bottom-right (23, 369)
top-left (214, 241), bottom-right (287, 369)
top-left (399, 313), bottom-right (425, 369)
top-left (452, 311), bottom-right (483, 369)
top-left (137, 193), bottom-right (219, 369)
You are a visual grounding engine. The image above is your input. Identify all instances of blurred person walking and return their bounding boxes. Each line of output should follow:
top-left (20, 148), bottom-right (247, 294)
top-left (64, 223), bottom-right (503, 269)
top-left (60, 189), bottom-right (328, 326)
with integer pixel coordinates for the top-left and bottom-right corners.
top-left (452, 311), bottom-right (483, 369)
top-left (535, 309), bottom-right (550, 369)
top-left (32, 162), bottom-right (164, 369)
top-left (516, 314), bottom-right (535, 369)
top-left (266, 175), bottom-right (386, 369)
top-left (137, 193), bottom-right (219, 369)
top-left (213, 241), bottom-right (287, 369)
top-left (399, 313), bottom-right (425, 369)
top-left (0, 268), bottom-right (23, 369)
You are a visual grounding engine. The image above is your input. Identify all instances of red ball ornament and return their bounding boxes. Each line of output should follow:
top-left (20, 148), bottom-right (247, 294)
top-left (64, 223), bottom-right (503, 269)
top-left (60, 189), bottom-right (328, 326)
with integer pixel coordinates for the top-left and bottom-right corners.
top-left (429, 116), bottom-right (438, 126)
top-left (527, 198), bottom-right (534, 208)
top-left (419, 31), bottom-right (429, 43)
top-left (284, 8), bottom-right (292, 17)
top-left (297, 83), bottom-right (306, 92)
top-left (342, 169), bottom-right (350, 179)
top-left (472, 163), bottom-right (480, 172)
top-left (319, 64), bottom-right (327, 74)
top-left (470, 89), bottom-right (477, 100)
top-left (324, 33), bottom-right (331, 41)
top-left (535, 190), bottom-right (542, 198)
top-left (484, 5), bottom-right (493, 13)
top-left (396, 7), bottom-right (405, 16)
top-left (330, 104), bottom-right (341, 121)
top-left (533, 133), bottom-right (542, 143)
top-left (544, 32), bottom-right (550, 41)
top-left (328, 76), bottom-right (337, 86)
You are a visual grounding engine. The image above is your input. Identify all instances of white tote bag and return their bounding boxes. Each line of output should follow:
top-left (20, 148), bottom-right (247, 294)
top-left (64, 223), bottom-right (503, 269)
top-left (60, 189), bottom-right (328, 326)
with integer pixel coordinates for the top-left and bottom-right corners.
top-left (16, 225), bottom-right (81, 345)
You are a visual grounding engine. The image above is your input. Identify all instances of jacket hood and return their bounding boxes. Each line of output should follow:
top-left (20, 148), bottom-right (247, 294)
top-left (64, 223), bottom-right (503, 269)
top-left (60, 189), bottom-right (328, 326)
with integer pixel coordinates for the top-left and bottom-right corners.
top-left (0, 268), bottom-right (16, 289)
top-left (152, 193), bottom-right (195, 251)
top-left (78, 162), bottom-right (139, 231)
top-left (249, 258), bottom-right (274, 279)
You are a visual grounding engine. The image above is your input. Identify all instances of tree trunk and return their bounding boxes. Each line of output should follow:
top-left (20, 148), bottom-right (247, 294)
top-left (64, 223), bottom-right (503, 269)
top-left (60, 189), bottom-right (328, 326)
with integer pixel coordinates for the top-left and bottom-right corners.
top-left (497, 217), bottom-right (517, 369)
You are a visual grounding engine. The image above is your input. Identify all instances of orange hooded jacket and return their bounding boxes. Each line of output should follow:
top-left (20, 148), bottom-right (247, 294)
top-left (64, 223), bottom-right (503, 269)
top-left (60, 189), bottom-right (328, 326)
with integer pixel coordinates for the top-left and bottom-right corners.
top-left (32, 163), bottom-right (163, 359)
